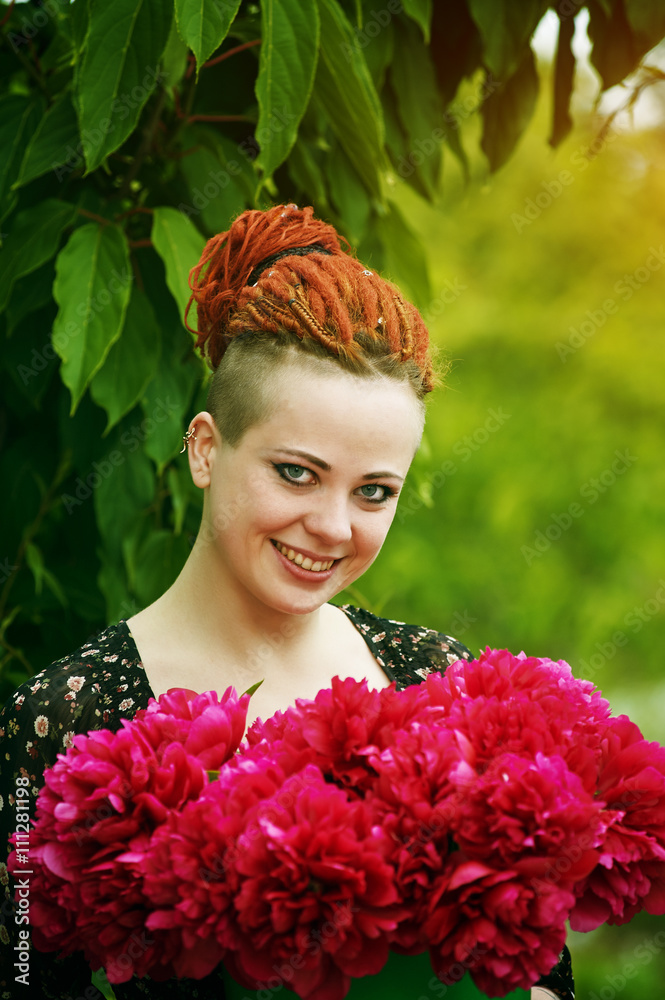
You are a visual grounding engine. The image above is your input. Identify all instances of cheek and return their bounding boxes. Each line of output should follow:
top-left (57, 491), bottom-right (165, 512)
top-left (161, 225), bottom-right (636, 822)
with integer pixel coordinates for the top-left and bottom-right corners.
top-left (356, 516), bottom-right (393, 554)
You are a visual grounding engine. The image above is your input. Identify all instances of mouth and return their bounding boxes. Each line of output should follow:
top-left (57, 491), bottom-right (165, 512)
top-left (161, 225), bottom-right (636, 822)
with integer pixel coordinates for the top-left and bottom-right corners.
top-left (270, 539), bottom-right (339, 573)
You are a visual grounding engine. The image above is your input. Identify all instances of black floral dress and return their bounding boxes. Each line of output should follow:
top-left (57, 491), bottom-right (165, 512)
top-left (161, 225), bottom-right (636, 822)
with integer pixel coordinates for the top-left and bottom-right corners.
top-left (0, 605), bottom-right (574, 999)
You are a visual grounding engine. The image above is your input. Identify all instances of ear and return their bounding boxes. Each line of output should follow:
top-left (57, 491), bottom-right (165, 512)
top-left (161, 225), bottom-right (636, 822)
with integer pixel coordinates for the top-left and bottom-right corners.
top-left (186, 411), bottom-right (219, 489)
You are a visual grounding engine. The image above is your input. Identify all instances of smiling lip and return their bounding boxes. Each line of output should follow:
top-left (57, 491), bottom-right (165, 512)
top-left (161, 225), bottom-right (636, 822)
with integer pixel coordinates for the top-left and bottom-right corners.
top-left (271, 540), bottom-right (340, 582)
top-left (271, 539), bottom-right (341, 562)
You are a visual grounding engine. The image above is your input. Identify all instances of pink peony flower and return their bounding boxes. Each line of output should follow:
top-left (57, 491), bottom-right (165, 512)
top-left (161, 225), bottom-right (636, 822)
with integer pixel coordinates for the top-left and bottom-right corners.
top-left (424, 858), bottom-right (575, 996)
top-left (223, 765), bottom-right (405, 1000)
top-left (447, 751), bottom-right (605, 878)
top-left (571, 716), bottom-right (665, 929)
top-left (425, 648), bottom-right (612, 795)
top-left (135, 686), bottom-right (251, 770)
top-left (246, 676), bottom-right (429, 797)
top-left (10, 685), bottom-right (249, 982)
top-left (366, 723), bottom-right (461, 953)
top-left (133, 757), bottom-right (292, 979)
top-left (17, 656), bottom-right (665, 998)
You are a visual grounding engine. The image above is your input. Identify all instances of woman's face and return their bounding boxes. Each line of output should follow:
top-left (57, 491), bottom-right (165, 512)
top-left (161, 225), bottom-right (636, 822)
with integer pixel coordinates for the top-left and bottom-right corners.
top-left (196, 368), bottom-right (424, 616)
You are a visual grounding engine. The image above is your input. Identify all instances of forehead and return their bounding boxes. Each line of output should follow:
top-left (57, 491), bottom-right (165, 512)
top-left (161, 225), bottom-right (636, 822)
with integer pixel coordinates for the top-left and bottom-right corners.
top-left (249, 368), bottom-right (423, 461)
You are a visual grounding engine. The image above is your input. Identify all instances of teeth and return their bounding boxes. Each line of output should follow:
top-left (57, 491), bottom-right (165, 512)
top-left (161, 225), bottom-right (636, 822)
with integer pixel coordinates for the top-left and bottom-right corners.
top-left (275, 541), bottom-right (334, 572)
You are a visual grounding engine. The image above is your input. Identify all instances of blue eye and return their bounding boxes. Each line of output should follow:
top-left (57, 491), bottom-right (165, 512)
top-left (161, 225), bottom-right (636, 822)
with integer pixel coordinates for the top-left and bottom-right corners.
top-left (359, 483), bottom-right (399, 504)
top-left (273, 464), bottom-right (398, 505)
top-left (279, 464), bottom-right (310, 483)
top-left (273, 462), bottom-right (311, 486)
top-left (360, 484), bottom-right (383, 500)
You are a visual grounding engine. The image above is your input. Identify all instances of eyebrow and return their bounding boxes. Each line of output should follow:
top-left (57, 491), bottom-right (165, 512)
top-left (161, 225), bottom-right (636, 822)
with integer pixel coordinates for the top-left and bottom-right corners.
top-left (274, 447), bottom-right (405, 482)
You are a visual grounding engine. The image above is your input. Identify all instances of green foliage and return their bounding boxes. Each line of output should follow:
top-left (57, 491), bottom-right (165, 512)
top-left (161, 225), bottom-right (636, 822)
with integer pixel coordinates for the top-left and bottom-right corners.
top-left (175, 0), bottom-right (241, 72)
top-left (1, 0), bottom-right (664, 713)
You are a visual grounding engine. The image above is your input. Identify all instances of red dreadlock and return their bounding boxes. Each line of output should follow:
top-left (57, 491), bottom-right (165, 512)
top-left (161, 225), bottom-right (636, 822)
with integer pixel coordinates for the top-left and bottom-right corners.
top-left (185, 203), bottom-right (434, 391)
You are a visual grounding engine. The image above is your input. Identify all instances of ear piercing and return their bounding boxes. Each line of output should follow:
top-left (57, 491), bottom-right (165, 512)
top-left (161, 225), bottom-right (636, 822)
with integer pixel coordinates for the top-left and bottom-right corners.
top-left (180, 429), bottom-right (196, 453)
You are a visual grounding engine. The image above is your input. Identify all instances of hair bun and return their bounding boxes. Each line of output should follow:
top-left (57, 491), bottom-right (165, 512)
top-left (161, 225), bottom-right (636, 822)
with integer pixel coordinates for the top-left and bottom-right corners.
top-left (186, 204), bottom-right (345, 366)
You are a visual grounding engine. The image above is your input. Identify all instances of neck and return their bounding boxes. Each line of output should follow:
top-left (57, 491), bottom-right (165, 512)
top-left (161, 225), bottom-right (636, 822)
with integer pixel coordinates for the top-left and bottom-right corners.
top-left (144, 531), bottom-right (327, 666)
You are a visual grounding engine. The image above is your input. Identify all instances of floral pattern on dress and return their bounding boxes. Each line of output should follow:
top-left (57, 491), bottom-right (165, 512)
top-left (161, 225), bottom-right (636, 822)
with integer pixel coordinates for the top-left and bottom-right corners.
top-left (0, 606), bottom-right (573, 1000)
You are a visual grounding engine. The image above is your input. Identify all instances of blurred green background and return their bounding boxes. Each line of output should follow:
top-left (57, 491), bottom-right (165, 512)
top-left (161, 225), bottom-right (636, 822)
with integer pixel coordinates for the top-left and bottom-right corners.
top-left (338, 34), bottom-right (665, 999)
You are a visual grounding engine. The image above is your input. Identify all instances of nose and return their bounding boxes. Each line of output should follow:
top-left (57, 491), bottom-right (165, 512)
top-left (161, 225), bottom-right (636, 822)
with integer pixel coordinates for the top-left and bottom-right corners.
top-left (301, 492), bottom-right (353, 549)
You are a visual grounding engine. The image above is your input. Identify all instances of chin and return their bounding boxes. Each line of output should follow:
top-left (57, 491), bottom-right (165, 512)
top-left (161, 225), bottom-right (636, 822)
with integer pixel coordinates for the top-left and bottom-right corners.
top-left (267, 584), bottom-right (334, 616)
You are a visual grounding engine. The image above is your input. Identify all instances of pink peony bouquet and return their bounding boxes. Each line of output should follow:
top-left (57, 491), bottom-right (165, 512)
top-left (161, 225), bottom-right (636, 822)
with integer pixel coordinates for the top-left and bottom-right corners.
top-left (9, 650), bottom-right (665, 998)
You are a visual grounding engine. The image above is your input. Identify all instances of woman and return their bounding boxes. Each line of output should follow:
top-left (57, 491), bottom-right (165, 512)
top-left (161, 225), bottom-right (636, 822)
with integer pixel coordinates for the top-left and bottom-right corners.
top-left (0, 205), bottom-right (572, 999)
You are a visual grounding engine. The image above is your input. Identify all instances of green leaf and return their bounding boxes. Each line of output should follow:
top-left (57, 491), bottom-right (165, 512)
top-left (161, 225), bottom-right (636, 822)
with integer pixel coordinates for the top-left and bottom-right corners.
top-left (0, 199), bottom-right (76, 312)
top-left (14, 94), bottom-right (80, 190)
top-left (25, 544), bottom-right (67, 606)
top-left (255, 0), bottom-right (320, 179)
top-left (160, 14), bottom-right (190, 87)
top-left (480, 46), bottom-right (539, 172)
top-left (152, 207), bottom-right (206, 319)
top-left (52, 223), bottom-right (133, 412)
top-left (390, 18), bottom-right (443, 199)
top-left (243, 678), bottom-right (264, 697)
top-left (130, 529), bottom-right (191, 605)
top-left (428, 0), bottom-right (483, 107)
top-left (177, 134), bottom-right (247, 234)
top-left (141, 350), bottom-right (199, 473)
top-left (6, 261), bottom-right (56, 336)
top-left (314, 0), bottom-right (385, 197)
top-left (90, 287), bottom-right (161, 432)
top-left (68, 0), bottom-right (91, 56)
top-left (587, 0), bottom-right (639, 90)
top-left (0, 96), bottom-right (45, 221)
top-left (25, 543), bottom-right (45, 595)
top-left (625, 0), bottom-right (665, 43)
top-left (174, 0), bottom-right (241, 74)
top-left (95, 440), bottom-right (155, 556)
top-left (358, 2), bottom-right (394, 90)
top-left (288, 139), bottom-right (329, 209)
top-left (167, 465), bottom-right (188, 535)
top-left (373, 200), bottom-right (431, 308)
top-left (468, 0), bottom-right (547, 79)
top-left (549, 13), bottom-right (575, 149)
top-left (401, 0), bottom-right (433, 42)
top-left (327, 144), bottom-right (370, 244)
top-left (76, 0), bottom-right (172, 173)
